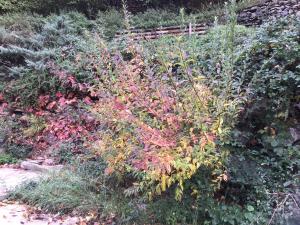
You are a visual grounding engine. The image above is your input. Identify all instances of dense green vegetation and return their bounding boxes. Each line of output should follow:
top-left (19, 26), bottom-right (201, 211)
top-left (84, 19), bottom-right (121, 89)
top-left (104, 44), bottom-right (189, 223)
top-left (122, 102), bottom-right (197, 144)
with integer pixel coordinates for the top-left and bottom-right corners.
top-left (0, 0), bottom-right (299, 224)
top-left (0, 153), bottom-right (17, 164)
top-left (0, 0), bottom-right (257, 15)
top-left (0, 0), bottom-right (259, 39)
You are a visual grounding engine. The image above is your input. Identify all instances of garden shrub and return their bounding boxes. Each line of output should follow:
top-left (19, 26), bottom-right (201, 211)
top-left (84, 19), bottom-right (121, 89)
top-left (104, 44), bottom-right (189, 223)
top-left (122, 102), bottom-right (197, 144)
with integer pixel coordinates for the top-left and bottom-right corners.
top-left (0, 0), bottom-right (35, 13)
top-left (0, 0), bottom-right (113, 16)
top-left (0, 117), bottom-right (11, 144)
top-left (141, 16), bottom-right (299, 123)
top-left (91, 37), bottom-right (241, 200)
top-left (126, 13), bottom-right (300, 225)
top-left (0, 116), bottom-right (34, 159)
top-left (148, 195), bottom-right (267, 225)
top-left (0, 12), bottom-right (44, 33)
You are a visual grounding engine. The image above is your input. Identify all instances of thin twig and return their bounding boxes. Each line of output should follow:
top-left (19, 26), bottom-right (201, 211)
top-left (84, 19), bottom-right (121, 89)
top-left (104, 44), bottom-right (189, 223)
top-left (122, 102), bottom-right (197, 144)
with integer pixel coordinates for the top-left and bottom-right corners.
top-left (267, 194), bottom-right (290, 225)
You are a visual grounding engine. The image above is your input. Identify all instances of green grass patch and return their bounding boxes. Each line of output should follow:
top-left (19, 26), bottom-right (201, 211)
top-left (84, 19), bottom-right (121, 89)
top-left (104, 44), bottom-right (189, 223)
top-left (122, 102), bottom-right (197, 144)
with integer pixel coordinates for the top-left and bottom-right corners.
top-left (0, 153), bottom-right (18, 165)
top-left (10, 170), bottom-right (103, 214)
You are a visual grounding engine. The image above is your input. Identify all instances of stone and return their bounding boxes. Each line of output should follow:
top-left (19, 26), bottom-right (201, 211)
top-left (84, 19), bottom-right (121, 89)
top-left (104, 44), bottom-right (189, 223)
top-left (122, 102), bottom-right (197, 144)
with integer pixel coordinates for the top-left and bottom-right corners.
top-left (237, 0), bottom-right (299, 25)
top-left (43, 158), bottom-right (55, 166)
top-left (20, 161), bottom-right (48, 172)
top-left (20, 161), bottom-right (63, 173)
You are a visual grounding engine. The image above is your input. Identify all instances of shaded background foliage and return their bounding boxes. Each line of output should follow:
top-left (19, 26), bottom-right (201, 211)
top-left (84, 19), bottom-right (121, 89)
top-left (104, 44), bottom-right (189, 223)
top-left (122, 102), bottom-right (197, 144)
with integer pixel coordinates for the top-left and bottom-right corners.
top-left (0, 0), bottom-right (228, 15)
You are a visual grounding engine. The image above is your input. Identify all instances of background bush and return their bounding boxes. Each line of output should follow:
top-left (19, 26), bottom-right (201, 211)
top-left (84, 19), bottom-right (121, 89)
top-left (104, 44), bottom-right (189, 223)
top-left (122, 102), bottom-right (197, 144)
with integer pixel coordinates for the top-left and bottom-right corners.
top-left (0, 12), bottom-right (100, 106)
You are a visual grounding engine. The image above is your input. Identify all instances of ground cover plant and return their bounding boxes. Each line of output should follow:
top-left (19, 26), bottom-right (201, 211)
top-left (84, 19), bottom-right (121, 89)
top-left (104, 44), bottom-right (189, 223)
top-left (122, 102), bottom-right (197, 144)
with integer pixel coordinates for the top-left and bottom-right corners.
top-left (1, 0), bottom-right (300, 224)
top-left (0, 153), bottom-right (18, 164)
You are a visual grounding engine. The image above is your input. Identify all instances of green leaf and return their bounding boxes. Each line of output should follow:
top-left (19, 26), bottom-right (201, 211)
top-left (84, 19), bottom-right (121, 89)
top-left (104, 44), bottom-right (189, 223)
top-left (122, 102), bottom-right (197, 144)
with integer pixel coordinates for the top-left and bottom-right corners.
top-left (247, 205), bottom-right (254, 212)
top-left (270, 139), bottom-right (278, 147)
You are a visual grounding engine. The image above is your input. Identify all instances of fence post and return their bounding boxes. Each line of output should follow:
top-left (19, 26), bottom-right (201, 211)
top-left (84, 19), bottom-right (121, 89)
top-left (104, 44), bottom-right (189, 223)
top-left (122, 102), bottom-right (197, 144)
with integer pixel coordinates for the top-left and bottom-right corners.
top-left (189, 22), bottom-right (192, 36)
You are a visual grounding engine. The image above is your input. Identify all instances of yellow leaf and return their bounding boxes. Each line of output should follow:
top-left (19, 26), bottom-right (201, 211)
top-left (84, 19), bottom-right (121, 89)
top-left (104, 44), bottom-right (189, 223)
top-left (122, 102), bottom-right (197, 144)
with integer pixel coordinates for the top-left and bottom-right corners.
top-left (161, 175), bottom-right (167, 191)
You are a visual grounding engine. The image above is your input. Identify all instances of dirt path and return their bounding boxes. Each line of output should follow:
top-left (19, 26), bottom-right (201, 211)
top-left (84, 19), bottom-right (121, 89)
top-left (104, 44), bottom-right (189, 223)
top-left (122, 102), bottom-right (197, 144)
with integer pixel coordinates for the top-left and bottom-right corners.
top-left (0, 201), bottom-right (82, 225)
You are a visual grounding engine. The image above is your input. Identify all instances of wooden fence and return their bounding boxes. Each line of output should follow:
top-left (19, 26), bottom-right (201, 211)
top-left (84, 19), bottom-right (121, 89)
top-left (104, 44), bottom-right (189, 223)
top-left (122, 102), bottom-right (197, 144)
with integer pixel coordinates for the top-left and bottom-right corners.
top-left (115, 23), bottom-right (209, 40)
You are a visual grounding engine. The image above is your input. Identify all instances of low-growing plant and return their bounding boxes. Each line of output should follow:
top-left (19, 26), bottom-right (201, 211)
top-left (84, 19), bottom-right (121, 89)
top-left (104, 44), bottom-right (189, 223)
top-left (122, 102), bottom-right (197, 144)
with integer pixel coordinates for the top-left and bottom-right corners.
top-left (0, 153), bottom-right (18, 164)
top-left (3, 1), bottom-right (300, 224)
top-left (51, 142), bottom-right (77, 163)
top-left (11, 170), bottom-right (102, 214)
top-left (0, 12), bottom-right (100, 106)
top-left (23, 114), bottom-right (46, 137)
top-left (0, 116), bottom-right (33, 159)
top-left (6, 143), bottom-right (32, 159)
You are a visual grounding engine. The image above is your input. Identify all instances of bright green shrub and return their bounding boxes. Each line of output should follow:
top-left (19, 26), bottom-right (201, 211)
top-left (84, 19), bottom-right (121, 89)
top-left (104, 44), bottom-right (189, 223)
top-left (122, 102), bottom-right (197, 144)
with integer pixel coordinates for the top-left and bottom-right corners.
top-left (0, 153), bottom-right (18, 164)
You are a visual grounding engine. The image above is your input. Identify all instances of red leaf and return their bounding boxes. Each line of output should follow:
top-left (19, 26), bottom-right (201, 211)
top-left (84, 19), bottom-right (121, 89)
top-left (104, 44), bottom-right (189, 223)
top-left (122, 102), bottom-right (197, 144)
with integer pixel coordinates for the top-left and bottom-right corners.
top-left (84, 96), bottom-right (93, 105)
top-left (38, 95), bottom-right (50, 108)
top-left (56, 92), bottom-right (63, 98)
top-left (113, 99), bottom-right (126, 111)
top-left (46, 101), bottom-right (57, 110)
top-left (0, 94), bottom-right (4, 102)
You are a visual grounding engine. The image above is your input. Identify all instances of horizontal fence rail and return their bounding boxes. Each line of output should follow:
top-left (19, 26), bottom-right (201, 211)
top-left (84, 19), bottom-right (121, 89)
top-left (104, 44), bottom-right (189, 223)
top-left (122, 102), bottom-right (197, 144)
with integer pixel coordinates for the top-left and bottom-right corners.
top-left (115, 23), bottom-right (210, 40)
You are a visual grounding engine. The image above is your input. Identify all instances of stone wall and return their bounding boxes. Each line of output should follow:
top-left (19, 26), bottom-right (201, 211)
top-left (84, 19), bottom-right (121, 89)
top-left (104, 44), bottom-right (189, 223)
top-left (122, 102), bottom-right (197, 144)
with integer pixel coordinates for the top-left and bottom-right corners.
top-left (238, 0), bottom-right (300, 26)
